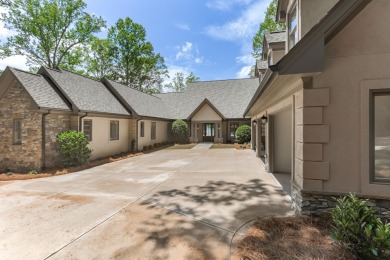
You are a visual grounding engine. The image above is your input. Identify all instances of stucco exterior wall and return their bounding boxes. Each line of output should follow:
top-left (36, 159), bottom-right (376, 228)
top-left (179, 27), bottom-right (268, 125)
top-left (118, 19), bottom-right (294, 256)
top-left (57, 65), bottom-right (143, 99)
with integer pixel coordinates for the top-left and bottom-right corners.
top-left (191, 103), bottom-right (222, 121)
top-left (0, 81), bottom-right (42, 172)
top-left (310, 0), bottom-right (390, 198)
top-left (299, 0), bottom-right (339, 38)
top-left (273, 108), bottom-right (293, 173)
top-left (82, 117), bottom-right (130, 159)
top-left (137, 119), bottom-right (169, 151)
top-left (272, 50), bottom-right (286, 65)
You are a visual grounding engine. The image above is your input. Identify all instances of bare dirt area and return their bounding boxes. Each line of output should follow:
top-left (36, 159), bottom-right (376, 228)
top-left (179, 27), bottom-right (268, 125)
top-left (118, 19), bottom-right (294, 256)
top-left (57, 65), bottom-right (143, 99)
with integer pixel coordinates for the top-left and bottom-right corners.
top-left (167, 144), bottom-right (197, 149)
top-left (235, 216), bottom-right (356, 260)
top-left (0, 152), bottom-right (145, 181)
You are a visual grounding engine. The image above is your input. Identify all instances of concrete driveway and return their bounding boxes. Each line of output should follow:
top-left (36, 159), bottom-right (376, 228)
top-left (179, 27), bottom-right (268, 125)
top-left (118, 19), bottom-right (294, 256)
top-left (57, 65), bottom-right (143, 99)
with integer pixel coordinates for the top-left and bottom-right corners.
top-left (0, 148), bottom-right (292, 260)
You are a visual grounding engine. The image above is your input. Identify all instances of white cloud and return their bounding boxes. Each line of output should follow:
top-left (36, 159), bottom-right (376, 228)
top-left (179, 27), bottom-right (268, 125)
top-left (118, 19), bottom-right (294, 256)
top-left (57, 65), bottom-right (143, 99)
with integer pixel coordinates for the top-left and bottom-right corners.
top-left (175, 23), bottom-right (191, 31)
top-left (204, 0), bottom-right (270, 78)
top-left (206, 0), bottom-right (254, 11)
top-left (0, 55), bottom-right (29, 71)
top-left (236, 65), bottom-right (252, 78)
top-left (204, 0), bottom-right (270, 41)
top-left (0, 7), bottom-right (14, 40)
top-left (175, 41), bottom-right (204, 65)
top-left (236, 54), bottom-right (255, 66)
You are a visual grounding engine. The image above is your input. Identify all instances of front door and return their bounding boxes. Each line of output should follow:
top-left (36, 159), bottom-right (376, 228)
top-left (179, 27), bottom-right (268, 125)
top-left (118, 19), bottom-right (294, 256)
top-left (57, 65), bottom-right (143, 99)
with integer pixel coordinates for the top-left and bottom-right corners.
top-left (203, 123), bottom-right (215, 142)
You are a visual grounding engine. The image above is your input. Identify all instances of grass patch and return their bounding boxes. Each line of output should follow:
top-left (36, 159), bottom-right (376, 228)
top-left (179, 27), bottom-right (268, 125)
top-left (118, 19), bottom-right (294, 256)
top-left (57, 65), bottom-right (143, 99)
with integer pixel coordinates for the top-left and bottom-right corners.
top-left (236, 216), bottom-right (355, 260)
top-left (167, 144), bottom-right (197, 149)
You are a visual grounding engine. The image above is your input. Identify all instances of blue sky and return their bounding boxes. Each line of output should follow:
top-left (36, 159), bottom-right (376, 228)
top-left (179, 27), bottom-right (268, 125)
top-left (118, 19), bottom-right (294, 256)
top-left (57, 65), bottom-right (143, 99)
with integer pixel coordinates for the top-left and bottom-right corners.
top-left (0, 0), bottom-right (271, 82)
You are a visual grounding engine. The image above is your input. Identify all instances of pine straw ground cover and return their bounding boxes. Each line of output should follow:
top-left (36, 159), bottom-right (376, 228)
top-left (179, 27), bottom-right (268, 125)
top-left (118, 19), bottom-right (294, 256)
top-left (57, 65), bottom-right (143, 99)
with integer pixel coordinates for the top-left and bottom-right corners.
top-left (236, 216), bottom-right (356, 260)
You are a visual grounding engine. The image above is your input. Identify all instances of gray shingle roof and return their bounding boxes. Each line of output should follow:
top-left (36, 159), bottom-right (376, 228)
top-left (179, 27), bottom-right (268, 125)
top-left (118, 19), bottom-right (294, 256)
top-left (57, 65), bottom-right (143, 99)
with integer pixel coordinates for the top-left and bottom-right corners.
top-left (265, 31), bottom-right (286, 44)
top-left (43, 68), bottom-right (129, 115)
top-left (256, 60), bottom-right (268, 70)
top-left (10, 68), bottom-right (70, 111)
top-left (155, 78), bottom-right (259, 119)
top-left (105, 79), bottom-right (172, 119)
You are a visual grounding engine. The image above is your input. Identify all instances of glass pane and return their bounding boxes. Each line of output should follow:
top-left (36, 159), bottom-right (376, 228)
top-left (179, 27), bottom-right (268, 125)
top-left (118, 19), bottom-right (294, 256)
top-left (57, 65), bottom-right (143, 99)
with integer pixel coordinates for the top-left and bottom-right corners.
top-left (374, 94), bottom-right (390, 180)
top-left (289, 8), bottom-right (297, 30)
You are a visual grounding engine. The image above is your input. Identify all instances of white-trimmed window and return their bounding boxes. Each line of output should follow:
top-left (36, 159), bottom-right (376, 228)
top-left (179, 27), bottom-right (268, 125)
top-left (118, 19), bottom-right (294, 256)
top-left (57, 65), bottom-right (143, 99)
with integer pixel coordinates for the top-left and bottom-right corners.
top-left (110, 120), bottom-right (119, 141)
top-left (151, 122), bottom-right (156, 140)
top-left (13, 119), bottom-right (22, 144)
top-left (371, 91), bottom-right (390, 183)
top-left (83, 119), bottom-right (92, 142)
top-left (288, 6), bottom-right (298, 49)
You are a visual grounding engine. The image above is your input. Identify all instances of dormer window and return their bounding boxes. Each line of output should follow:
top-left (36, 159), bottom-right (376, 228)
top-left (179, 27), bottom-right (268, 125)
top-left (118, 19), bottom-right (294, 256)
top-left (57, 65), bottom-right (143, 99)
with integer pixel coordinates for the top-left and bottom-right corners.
top-left (289, 6), bottom-right (298, 49)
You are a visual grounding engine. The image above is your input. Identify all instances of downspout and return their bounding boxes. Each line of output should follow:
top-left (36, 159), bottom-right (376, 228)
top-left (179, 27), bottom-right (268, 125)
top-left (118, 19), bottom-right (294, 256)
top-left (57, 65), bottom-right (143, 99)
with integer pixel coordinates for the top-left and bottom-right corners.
top-left (79, 113), bottom-right (88, 131)
top-left (41, 110), bottom-right (51, 170)
top-left (136, 117), bottom-right (142, 152)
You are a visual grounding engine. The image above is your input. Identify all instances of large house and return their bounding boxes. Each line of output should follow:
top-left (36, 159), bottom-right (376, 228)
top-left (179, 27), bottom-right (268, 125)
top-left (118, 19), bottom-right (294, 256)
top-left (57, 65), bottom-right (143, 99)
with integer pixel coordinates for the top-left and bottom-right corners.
top-left (0, 67), bottom-right (257, 172)
top-left (246, 0), bottom-right (390, 217)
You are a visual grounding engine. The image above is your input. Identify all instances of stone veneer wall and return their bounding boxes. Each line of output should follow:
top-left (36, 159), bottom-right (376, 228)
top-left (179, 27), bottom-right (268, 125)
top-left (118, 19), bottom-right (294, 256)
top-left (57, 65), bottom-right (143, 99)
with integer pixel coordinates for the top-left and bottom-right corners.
top-left (0, 81), bottom-right (42, 172)
top-left (292, 185), bottom-right (390, 220)
top-left (45, 114), bottom-right (71, 168)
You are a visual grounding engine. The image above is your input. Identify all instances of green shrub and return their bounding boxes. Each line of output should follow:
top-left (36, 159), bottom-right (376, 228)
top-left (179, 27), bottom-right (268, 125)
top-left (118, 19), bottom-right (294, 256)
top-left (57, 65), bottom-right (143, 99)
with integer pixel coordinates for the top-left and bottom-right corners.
top-left (148, 145), bottom-right (153, 150)
top-left (331, 193), bottom-right (390, 259)
top-left (57, 130), bottom-right (92, 167)
top-left (143, 145), bottom-right (148, 151)
top-left (172, 119), bottom-right (188, 143)
top-left (6, 172), bottom-right (13, 176)
top-left (235, 125), bottom-right (251, 143)
top-left (29, 170), bottom-right (38, 175)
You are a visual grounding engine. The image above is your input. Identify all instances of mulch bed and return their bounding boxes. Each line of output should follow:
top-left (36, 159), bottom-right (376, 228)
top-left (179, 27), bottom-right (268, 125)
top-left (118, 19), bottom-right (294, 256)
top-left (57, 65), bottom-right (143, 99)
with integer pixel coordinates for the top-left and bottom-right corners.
top-left (211, 143), bottom-right (251, 149)
top-left (236, 215), bottom-right (356, 260)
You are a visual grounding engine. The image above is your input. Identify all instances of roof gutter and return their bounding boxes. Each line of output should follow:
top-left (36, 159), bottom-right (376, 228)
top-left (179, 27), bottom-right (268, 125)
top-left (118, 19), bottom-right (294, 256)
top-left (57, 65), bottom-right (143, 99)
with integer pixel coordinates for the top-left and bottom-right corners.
top-left (79, 113), bottom-right (88, 132)
top-left (243, 68), bottom-right (277, 117)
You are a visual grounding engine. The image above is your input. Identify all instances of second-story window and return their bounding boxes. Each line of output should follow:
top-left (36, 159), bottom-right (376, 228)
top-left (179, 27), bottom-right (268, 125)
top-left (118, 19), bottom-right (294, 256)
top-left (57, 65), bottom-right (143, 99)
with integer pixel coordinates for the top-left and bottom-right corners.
top-left (289, 6), bottom-right (298, 49)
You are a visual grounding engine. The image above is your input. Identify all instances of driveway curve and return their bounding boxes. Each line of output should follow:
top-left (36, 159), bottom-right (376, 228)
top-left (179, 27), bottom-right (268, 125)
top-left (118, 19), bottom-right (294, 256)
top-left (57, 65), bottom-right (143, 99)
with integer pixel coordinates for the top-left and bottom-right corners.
top-left (0, 148), bottom-right (292, 260)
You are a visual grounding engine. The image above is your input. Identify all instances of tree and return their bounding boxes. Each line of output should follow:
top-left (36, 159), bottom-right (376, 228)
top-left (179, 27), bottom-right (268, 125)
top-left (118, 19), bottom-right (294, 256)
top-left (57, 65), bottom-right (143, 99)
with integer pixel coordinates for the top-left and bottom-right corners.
top-left (252, 0), bottom-right (285, 58)
top-left (108, 17), bottom-right (167, 94)
top-left (83, 37), bottom-right (114, 79)
top-left (186, 72), bottom-right (200, 84)
top-left (166, 72), bottom-right (200, 92)
top-left (0, 0), bottom-right (105, 70)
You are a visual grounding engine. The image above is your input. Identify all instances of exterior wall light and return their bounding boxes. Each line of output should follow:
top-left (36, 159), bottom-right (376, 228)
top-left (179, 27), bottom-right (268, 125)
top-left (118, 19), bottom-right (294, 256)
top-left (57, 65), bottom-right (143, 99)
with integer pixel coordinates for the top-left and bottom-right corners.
top-left (261, 115), bottom-right (268, 125)
top-left (253, 121), bottom-right (257, 127)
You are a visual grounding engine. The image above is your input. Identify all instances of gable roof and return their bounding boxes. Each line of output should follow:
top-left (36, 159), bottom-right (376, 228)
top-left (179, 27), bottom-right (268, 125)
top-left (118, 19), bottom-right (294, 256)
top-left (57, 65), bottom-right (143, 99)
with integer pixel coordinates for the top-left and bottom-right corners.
top-left (187, 98), bottom-right (226, 120)
top-left (244, 0), bottom-right (371, 116)
top-left (40, 68), bottom-right (129, 116)
top-left (156, 78), bottom-right (259, 119)
top-left (103, 78), bottom-right (172, 119)
top-left (0, 67), bottom-right (70, 111)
